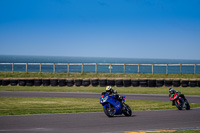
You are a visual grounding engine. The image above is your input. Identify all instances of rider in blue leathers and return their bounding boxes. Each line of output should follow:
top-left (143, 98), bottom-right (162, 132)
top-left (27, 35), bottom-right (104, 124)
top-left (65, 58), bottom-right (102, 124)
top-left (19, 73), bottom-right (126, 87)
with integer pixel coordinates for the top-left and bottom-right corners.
top-left (106, 86), bottom-right (124, 109)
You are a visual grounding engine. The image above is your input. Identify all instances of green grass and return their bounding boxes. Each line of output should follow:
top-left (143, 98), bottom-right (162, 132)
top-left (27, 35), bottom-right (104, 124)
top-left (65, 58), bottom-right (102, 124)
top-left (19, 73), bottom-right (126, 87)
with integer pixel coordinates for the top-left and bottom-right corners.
top-left (1, 71), bottom-right (200, 79)
top-left (1, 86), bottom-right (200, 95)
top-left (1, 97), bottom-right (200, 115)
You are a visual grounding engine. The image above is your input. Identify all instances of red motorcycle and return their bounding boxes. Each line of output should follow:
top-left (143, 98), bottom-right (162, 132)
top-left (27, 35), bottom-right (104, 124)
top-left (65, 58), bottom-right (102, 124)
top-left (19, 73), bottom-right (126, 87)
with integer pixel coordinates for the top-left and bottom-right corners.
top-left (170, 92), bottom-right (190, 110)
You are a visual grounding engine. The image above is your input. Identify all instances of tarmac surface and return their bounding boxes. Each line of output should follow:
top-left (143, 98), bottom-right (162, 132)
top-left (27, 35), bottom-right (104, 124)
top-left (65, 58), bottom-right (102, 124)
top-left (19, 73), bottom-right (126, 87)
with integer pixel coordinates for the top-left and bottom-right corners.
top-left (0, 91), bottom-right (200, 133)
top-left (0, 109), bottom-right (200, 133)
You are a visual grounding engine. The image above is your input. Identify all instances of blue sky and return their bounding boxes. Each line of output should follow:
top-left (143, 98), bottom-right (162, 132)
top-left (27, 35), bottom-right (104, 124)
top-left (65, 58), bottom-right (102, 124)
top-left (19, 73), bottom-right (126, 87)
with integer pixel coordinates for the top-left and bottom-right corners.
top-left (0, 0), bottom-right (200, 60)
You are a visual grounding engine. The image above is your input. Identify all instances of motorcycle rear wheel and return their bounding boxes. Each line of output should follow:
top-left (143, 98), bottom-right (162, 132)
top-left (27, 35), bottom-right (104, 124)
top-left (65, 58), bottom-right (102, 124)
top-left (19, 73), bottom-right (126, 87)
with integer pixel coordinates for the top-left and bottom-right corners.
top-left (185, 100), bottom-right (190, 110)
top-left (103, 106), bottom-right (115, 117)
top-left (123, 104), bottom-right (132, 116)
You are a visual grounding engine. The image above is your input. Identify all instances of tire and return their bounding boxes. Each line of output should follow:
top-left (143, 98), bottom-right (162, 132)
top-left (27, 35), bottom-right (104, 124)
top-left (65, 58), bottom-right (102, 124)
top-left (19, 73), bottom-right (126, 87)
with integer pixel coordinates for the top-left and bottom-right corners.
top-left (165, 79), bottom-right (172, 87)
top-left (103, 105), bottom-right (115, 117)
top-left (181, 79), bottom-right (189, 87)
top-left (198, 80), bottom-right (200, 87)
top-left (175, 101), bottom-right (182, 110)
top-left (10, 79), bottom-right (18, 86)
top-left (139, 79), bottom-right (148, 87)
top-left (123, 104), bottom-right (132, 116)
top-left (66, 79), bottom-right (74, 87)
top-left (75, 79), bottom-right (82, 87)
top-left (99, 79), bottom-right (107, 87)
top-left (34, 79), bottom-right (42, 86)
top-left (59, 79), bottom-right (66, 87)
top-left (189, 80), bottom-right (197, 87)
top-left (2, 79), bottom-right (10, 86)
top-left (173, 79), bottom-right (181, 87)
top-left (0, 79), bottom-right (2, 86)
top-left (148, 79), bottom-right (156, 87)
top-left (178, 106), bottom-right (182, 110)
top-left (115, 79), bottom-right (123, 87)
top-left (124, 79), bottom-right (131, 87)
top-left (107, 79), bottom-right (115, 86)
top-left (19, 79), bottom-right (26, 86)
top-left (91, 78), bottom-right (99, 87)
top-left (83, 79), bottom-right (90, 87)
top-left (43, 79), bottom-right (50, 86)
top-left (50, 79), bottom-right (58, 86)
top-left (185, 100), bottom-right (190, 110)
top-left (156, 79), bottom-right (164, 87)
top-left (131, 79), bottom-right (139, 87)
top-left (26, 79), bottom-right (34, 86)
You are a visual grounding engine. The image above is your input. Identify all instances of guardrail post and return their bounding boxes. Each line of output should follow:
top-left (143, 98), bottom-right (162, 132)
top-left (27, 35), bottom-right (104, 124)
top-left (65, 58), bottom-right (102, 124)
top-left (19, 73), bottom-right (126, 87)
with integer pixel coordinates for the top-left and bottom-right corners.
top-left (152, 64), bottom-right (154, 74)
top-left (40, 63), bottom-right (41, 72)
top-left (12, 63), bottom-right (14, 72)
top-left (166, 64), bottom-right (168, 74)
top-left (81, 63), bottom-right (83, 73)
top-left (68, 63), bottom-right (69, 73)
top-left (109, 64), bottom-right (112, 73)
top-left (138, 64), bottom-right (140, 73)
top-left (53, 63), bottom-right (55, 73)
top-left (194, 64), bottom-right (196, 74)
top-left (180, 64), bottom-right (182, 74)
top-left (26, 63), bottom-right (28, 72)
top-left (95, 63), bottom-right (97, 73)
top-left (124, 64), bottom-right (125, 73)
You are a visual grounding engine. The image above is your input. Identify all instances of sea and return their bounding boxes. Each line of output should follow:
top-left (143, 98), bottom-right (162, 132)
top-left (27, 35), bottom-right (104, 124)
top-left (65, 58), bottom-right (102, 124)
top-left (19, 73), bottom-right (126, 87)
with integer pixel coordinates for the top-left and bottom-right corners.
top-left (0, 55), bottom-right (200, 74)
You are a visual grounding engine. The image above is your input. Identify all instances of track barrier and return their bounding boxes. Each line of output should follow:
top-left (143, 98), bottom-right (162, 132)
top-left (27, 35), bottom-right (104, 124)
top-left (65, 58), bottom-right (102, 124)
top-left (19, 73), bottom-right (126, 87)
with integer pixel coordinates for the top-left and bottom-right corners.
top-left (1, 78), bottom-right (199, 87)
top-left (0, 78), bottom-right (200, 87)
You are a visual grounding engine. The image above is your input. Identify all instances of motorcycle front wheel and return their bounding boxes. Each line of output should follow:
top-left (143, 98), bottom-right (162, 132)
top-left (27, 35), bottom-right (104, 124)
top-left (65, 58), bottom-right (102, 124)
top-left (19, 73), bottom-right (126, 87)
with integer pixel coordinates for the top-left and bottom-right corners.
top-left (103, 105), bottom-right (115, 117)
top-left (123, 104), bottom-right (132, 116)
top-left (175, 101), bottom-right (182, 110)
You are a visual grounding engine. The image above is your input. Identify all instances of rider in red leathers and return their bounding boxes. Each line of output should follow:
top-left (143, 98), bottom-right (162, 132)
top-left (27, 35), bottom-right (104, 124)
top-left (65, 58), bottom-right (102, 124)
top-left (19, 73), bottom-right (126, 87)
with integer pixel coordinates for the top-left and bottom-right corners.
top-left (169, 88), bottom-right (185, 105)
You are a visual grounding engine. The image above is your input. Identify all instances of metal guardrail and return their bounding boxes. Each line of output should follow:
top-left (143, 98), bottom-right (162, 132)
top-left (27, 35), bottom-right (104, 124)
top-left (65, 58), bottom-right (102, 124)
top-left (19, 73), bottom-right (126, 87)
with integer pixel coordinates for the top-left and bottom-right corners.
top-left (0, 63), bottom-right (200, 74)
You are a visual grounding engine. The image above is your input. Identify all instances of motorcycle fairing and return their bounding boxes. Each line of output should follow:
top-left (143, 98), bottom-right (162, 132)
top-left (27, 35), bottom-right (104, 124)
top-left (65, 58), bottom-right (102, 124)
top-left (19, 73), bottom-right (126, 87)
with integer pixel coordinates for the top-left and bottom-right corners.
top-left (100, 93), bottom-right (123, 115)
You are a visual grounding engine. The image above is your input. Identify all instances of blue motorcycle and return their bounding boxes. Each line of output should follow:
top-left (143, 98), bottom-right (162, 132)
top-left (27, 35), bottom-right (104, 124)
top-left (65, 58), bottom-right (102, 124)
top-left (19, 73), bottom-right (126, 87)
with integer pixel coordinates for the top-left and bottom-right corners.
top-left (100, 92), bottom-right (132, 117)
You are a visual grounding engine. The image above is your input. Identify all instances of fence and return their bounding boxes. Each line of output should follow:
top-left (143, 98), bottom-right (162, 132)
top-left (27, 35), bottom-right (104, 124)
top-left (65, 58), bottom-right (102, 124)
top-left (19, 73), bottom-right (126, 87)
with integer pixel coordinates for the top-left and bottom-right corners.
top-left (0, 63), bottom-right (200, 74)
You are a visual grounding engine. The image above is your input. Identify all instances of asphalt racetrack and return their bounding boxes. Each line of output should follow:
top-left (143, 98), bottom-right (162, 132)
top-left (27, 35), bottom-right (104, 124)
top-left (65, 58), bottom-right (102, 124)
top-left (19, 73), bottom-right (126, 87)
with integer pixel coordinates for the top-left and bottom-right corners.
top-left (0, 91), bottom-right (200, 133)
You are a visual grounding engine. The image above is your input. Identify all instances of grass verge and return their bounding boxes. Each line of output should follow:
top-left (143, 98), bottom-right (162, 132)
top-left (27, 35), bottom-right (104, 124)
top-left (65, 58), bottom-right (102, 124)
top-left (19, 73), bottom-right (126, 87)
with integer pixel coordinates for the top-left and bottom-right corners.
top-left (0, 86), bottom-right (200, 95)
top-left (0, 97), bottom-right (200, 115)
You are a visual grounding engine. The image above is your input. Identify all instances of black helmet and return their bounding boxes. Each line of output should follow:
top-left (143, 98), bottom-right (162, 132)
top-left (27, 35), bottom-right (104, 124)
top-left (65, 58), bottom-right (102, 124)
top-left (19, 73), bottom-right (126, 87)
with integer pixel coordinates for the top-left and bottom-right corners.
top-left (169, 88), bottom-right (175, 94)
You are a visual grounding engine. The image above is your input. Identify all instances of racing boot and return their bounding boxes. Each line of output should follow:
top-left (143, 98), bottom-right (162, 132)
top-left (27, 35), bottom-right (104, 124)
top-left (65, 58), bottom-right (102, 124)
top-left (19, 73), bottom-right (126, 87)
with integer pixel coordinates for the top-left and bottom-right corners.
top-left (172, 101), bottom-right (175, 106)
